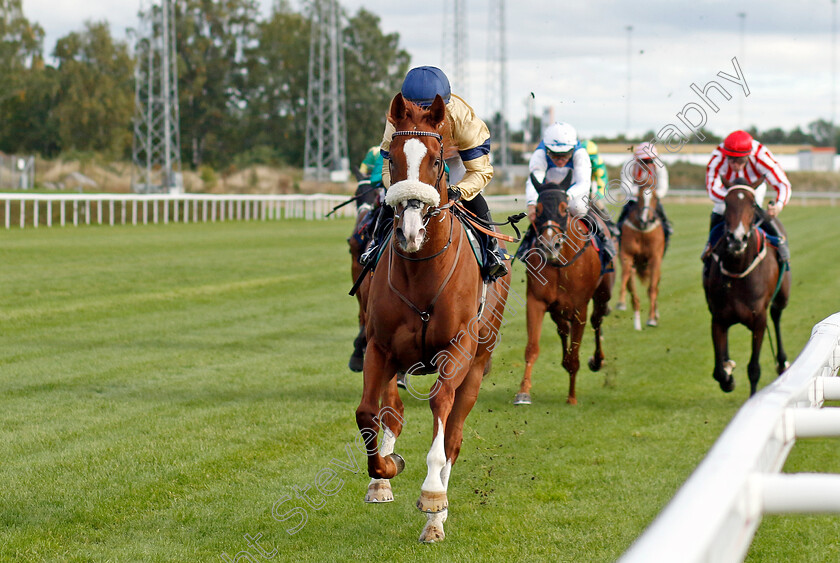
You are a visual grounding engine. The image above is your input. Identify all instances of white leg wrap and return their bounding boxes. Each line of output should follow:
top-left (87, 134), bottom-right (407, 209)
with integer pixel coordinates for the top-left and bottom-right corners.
top-left (379, 426), bottom-right (395, 456)
top-left (421, 418), bottom-right (446, 493)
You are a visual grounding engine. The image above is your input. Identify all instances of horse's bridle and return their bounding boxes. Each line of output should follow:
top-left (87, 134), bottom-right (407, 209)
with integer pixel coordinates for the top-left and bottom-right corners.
top-left (389, 129), bottom-right (456, 262)
top-left (391, 129), bottom-right (447, 197)
top-left (713, 188), bottom-right (767, 278)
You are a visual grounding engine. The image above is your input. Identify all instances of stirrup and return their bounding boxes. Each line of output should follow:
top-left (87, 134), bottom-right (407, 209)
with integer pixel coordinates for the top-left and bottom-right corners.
top-left (360, 243), bottom-right (379, 266)
top-left (482, 254), bottom-right (508, 280)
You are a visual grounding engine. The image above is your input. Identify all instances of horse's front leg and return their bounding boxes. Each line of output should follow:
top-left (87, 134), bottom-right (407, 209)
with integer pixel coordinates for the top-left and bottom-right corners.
top-left (349, 324), bottom-right (366, 372)
top-left (355, 341), bottom-right (404, 483)
top-left (747, 314), bottom-right (768, 396)
top-left (563, 312), bottom-right (587, 405)
top-left (419, 356), bottom-right (483, 543)
top-left (515, 295), bottom-right (546, 406)
top-left (417, 369), bottom-right (463, 519)
top-left (365, 376), bottom-right (405, 503)
top-left (588, 272), bottom-right (612, 372)
top-left (647, 253), bottom-right (663, 327)
top-left (711, 320), bottom-right (735, 392)
top-left (771, 270), bottom-right (791, 374)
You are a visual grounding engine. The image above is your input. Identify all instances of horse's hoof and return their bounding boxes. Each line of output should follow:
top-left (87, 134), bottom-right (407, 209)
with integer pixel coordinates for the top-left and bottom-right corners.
top-left (615, 302), bottom-right (627, 311)
top-left (388, 453), bottom-right (405, 477)
top-left (588, 356), bottom-right (602, 372)
top-left (396, 372), bottom-right (407, 389)
top-left (419, 509), bottom-right (448, 543)
top-left (419, 524), bottom-right (445, 543)
top-left (647, 319), bottom-right (658, 327)
top-left (417, 490), bottom-right (448, 513)
top-left (778, 361), bottom-right (790, 375)
top-left (513, 393), bottom-right (531, 405)
top-left (364, 479), bottom-right (394, 503)
top-left (348, 354), bottom-right (364, 372)
top-left (719, 375), bottom-right (735, 393)
top-left (566, 396), bottom-right (578, 405)
top-left (633, 312), bottom-right (642, 331)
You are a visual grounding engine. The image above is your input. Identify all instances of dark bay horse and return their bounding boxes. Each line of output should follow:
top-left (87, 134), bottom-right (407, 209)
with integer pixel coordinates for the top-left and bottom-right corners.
top-left (355, 93), bottom-right (511, 543)
top-left (348, 178), bottom-right (382, 372)
top-left (703, 185), bottom-right (791, 395)
top-left (617, 184), bottom-right (666, 330)
top-left (514, 176), bottom-right (614, 405)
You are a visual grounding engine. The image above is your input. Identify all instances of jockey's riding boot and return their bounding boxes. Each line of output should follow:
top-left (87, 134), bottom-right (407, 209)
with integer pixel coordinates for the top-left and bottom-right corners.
top-left (360, 205), bottom-right (393, 266)
top-left (587, 209), bottom-right (616, 271)
top-left (775, 236), bottom-right (791, 268)
top-left (476, 207), bottom-right (508, 280)
top-left (755, 212), bottom-right (790, 270)
top-left (482, 234), bottom-right (508, 281)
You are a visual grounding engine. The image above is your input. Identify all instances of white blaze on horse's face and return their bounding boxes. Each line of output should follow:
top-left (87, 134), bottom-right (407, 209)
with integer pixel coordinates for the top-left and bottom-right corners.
top-left (403, 138), bottom-right (427, 184)
top-left (733, 221), bottom-right (748, 242)
top-left (394, 138), bottom-right (431, 252)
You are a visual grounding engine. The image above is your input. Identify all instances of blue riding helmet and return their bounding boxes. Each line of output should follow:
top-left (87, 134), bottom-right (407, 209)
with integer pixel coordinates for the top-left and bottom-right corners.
top-left (401, 66), bottom-right (451, 107)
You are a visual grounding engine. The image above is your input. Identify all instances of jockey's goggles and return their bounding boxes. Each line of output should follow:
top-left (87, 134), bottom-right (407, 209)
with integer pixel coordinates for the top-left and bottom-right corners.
top-left (547, 148), bottom-right (574, 159)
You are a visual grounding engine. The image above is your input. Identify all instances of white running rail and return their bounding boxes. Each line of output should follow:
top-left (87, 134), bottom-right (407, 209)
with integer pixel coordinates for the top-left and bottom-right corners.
top-left (0, 193), bottom-right (358, 229)
top-left (621, 312), bottom-right (840, 563)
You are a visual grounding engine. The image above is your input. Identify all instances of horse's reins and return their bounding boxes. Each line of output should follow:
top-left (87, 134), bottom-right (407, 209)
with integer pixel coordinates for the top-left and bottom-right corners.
top-left (452, 203), bottom-right (525, 243)
top-left (536, 217), bottom-right (592, 268)
top-left (711, 228), bottom-right (767, 278)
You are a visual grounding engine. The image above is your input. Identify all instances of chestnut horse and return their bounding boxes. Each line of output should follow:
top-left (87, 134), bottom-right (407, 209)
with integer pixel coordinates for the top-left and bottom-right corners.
top-left (348, 179), bottom-right (381, 372)
top-left (514, 176), bottom-right (614, 406)
top-left (355, 93), bottom-right (511, 543)
top-left (617, 185), bottom-right (666, 330)
top-left (703, 184), bottom-right (791, 395)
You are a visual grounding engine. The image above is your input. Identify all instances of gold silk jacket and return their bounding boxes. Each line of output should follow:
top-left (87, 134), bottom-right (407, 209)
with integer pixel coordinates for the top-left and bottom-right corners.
top-left (380, 94), bottom-right (493, 201)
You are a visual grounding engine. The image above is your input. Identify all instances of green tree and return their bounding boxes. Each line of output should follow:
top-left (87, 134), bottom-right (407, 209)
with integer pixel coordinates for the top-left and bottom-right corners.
top-left (0, 66), bottom-right (60, 156)
top-left (51, 21), bottom-right (134, 156)
top-left (175, 0), bottom-right (260, 168)
top-left (239, 0), bottom-right (310, 166)
top-left (808, 118), bottom-right (834, 147)
top-left (342, 7), bottom-right (410, 167)
top-left (0, 0), bottom-right (46, 151)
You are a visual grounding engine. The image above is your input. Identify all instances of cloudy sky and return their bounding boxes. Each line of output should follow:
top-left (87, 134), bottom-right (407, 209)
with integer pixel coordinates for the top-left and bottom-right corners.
top-left (22, 0), bottom-right (839, 140)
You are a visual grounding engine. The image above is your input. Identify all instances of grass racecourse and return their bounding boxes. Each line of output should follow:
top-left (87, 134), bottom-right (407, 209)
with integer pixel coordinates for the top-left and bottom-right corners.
top-left (1, 202), bottom-right (840, 562)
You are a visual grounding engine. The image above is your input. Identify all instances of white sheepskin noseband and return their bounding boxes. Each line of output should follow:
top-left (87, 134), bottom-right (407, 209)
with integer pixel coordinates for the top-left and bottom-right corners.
top-left (384, 137), bottom-right (441, 208)
top-left (385, 180), bottom-right (441, 208)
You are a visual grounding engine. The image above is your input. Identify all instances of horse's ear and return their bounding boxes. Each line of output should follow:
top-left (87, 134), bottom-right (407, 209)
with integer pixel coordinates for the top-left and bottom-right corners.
top-left (352, 168), bottom-right (365, 181)
top-left (388, 93), bottom-right (407, 124)
top-left (530, 173), bottom-right (544, 193)
top-left (428, 94), bottom-right (446, 127)
top-left (558, 174), bottom-right (572, 192)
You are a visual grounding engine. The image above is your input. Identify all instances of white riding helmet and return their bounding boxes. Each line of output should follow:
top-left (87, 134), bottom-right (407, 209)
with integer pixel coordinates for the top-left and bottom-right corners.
top-left (543, 122), bottom-right (578, 153)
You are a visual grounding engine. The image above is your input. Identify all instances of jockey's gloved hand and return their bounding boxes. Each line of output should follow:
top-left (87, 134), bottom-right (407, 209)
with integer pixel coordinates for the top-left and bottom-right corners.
top-left (447, 186), bottom-right (462, 202)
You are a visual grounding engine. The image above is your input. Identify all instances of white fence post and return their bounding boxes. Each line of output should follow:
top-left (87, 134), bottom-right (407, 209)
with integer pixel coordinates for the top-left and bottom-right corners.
top-left (620, 313), bottom-right (840, 563)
